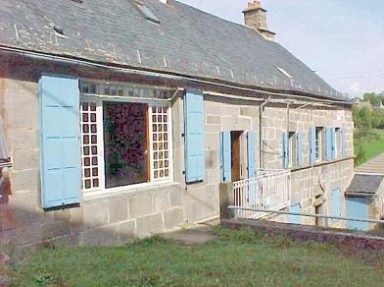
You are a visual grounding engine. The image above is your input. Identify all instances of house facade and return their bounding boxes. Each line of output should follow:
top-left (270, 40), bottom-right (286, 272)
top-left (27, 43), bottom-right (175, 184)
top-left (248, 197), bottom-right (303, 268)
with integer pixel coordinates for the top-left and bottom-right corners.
top-left (0, 0), bottom-right (354, 246)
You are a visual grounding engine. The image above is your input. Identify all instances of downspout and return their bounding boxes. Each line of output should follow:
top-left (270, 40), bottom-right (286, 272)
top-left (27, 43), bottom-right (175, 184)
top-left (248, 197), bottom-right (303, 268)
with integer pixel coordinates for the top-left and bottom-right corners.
top-left (259, 97), bottom-right (271, 169)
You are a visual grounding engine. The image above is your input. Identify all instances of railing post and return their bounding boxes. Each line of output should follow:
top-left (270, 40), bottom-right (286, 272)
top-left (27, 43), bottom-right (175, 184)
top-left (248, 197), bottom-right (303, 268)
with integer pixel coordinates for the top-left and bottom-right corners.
top-left (219, 182), bottom-right (234, 220)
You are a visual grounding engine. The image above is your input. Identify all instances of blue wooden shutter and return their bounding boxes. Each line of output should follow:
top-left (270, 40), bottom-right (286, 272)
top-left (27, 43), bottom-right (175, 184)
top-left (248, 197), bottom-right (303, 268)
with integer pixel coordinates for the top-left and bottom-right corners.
top-left (289, 203), bottom-right (301, 224)
top-left (282, 132), bottom-right (288, 169)
top-left (346, 197), bottom-right (369, 231)
top-left (296, 132), bottom-right (302, 166)
top-left (341, 128), bottom-right (346, 158)
top-left (325, 127), bottom-right (333, 161)
top-left (331, 188), bottom-right (340, 218)
top-left (39, 75), bottom-right (81, 209)
top-left (247, 131), bottom-right (256, 178)
top-left (309, 127), bottom-right (316, 165)
top-left (184, 90), bottom-right (204, 183)
top-left (220, 131), bottom-right (231, 182)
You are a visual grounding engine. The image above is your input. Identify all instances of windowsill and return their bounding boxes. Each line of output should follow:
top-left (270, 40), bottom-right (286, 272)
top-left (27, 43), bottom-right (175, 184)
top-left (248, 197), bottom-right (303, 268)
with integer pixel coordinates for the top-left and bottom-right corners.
top-left (82, 180), bottom-right (179, 202)
top-left (291, 156), bottom-right (354, 172)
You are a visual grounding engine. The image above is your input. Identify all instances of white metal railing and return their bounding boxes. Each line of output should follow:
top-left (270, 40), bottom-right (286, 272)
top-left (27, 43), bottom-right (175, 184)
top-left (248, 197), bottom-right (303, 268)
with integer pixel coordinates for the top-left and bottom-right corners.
top-left (232, 170), bottom-right (291, 219)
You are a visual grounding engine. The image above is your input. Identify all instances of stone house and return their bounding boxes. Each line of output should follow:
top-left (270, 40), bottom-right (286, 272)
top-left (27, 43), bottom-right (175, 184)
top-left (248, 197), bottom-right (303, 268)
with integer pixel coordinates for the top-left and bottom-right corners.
top-left (0, 0), bottom-right (354, 246)
top-left (345, 174), bottom-right (384, 231)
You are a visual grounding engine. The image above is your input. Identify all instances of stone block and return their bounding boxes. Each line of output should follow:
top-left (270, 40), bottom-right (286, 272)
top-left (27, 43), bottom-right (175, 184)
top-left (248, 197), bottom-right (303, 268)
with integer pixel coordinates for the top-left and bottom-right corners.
top-left (222, 116), bottom-right (251, 131)
top-left (81, 225), bottom-right (119, 246)
top-left (153, 189), bottom-right (170, 213)
top-left (9, 190), bottom-right (40, 211)
top-left (83, 201), bottom-right (109, 228)
top-left (206, 115), bottom-right (221, 125)
top-left (7, 128), bottom-right (39, 153)
top-left (169, 187), bottom-right (182, 207)
top-left (205, 133), bottom-right (219, 150)
top-left (205, 124), bottom-right (220, 133)
top-left (117, 220), bottom-right (136, 242)
top-left (136, 213), bottom-right (163, 238)
top-left (109, 198), bottom-right (128, 224)
top-left (205, 149), bottom-right (218, 169)
top-left (10, 169), bottom-right (39, 192)
top-left (240, 107), bottom-right (258, 118)
top-left (54, 234), bottom-right (81, 246)
top-left (12, 148), bottom-right (39, 171)
top-left (5, 81), bottom-right (38, 130)
top-left (43, 220), bottom-right (72, 238)
top-left (163, 207), bottom-right (184, 229)
top-left (129, 192), bottom-right (153, 218)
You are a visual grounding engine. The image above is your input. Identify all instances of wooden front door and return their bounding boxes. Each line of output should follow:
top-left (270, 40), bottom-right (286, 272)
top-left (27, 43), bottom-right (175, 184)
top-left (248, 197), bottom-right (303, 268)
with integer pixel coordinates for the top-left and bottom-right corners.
top-left (231, 131), bottom-right (242, 182)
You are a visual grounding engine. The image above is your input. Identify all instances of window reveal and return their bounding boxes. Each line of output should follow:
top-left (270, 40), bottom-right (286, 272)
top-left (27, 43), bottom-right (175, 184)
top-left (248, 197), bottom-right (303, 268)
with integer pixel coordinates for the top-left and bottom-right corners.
top-left (80, 101), bottom-right (171, 191)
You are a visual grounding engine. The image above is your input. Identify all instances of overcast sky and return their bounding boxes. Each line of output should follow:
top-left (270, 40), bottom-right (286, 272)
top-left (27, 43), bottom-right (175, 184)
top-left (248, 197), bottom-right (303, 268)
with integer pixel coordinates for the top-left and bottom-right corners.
top-left (177, 0), bottom-right (384, 98)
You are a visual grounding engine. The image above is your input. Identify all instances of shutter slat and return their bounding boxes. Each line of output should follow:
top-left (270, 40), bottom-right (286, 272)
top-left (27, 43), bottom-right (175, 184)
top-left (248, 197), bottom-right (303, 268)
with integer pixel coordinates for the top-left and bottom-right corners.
top-left (40, 75), bottom-right (81, 209)
top-left (221, 131), bottom-right (231, 182)
top-left (247, 131), bottom-right (256, 178)
top-left (184, 90), bottom-right (205, 183)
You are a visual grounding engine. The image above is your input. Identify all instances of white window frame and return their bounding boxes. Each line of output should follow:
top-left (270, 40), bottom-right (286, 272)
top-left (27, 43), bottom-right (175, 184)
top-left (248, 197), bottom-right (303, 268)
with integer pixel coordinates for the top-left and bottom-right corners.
top-left (335, 127), bottom-right (341, 159)
top-left (80, 92), bottom-right (173, 194)
top-left (80, 98), bottom-right (105, 192)
top-left (315, 127), bottom-right (323, 162)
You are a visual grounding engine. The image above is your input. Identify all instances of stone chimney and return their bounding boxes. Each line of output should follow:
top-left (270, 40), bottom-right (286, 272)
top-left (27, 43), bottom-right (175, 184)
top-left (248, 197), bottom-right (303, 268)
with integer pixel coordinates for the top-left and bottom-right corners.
top-left (242, 1), bottom-right (275, 41)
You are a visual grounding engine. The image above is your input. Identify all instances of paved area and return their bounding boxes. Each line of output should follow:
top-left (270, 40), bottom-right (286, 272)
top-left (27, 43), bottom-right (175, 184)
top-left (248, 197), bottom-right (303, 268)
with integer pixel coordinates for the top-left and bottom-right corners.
top-left (160, 220), bottom-right (219, 245)
top-left (355, 153), bottom-right (384, 174)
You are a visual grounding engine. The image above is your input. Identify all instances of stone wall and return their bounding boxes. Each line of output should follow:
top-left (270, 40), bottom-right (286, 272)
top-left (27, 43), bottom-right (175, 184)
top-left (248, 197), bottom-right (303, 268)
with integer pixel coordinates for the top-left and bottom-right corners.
top-left (0, 75), bottom-right (185, 247)
top-left (0, 58), bottom-right (355, 247)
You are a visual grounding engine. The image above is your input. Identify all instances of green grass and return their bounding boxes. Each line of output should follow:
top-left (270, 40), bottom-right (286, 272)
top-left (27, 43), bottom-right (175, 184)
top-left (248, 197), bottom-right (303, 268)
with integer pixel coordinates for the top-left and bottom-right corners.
top-left (6, 227), bottom-right (384, 287)
top-left (354, 128), bottom-right (384, 166)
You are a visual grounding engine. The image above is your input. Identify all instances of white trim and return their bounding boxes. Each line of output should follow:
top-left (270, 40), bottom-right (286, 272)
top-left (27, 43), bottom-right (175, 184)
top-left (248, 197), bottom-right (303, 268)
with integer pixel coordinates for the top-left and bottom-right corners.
top-left (83, 180), bottom-right (177, 200)
top-left (80, 93), bottom-right (173, 194)
top-left (82, 93), bottom-right (170, 106)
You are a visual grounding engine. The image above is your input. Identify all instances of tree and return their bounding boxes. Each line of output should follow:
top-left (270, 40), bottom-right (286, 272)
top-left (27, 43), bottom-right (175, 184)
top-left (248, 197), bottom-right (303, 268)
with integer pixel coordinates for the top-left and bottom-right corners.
top-left (363, 92), bottom-right (383, 108)
top-left (356, 107), bottom-right (372, 128)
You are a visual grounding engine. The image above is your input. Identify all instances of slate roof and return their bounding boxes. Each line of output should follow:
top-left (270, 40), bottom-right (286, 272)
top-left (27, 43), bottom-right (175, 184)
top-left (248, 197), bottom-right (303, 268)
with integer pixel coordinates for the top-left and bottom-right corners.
top-left (346, 174), bottom-right (384, 196)
top-left (0, 0), bottom-right (344, 100)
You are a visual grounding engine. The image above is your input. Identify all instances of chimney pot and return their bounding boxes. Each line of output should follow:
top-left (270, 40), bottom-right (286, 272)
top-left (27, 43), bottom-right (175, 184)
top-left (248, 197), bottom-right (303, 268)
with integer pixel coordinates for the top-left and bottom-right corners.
top-left (243, 1), bottom-right (275, 41)
top-left (248, 1), bottom-right (261, 9)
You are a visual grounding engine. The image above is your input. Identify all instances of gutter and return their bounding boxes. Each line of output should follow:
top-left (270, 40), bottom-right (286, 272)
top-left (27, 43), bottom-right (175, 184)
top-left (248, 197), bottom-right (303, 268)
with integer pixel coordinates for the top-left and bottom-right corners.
top-left (0, 45), bottom-right (354, 106)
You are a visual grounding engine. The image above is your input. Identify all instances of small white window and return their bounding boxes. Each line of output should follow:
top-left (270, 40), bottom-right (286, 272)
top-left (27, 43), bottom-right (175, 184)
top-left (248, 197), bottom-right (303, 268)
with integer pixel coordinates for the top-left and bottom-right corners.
top-left (315, 127), bottom-right (323, 161)
top-left (80, 82), bottom-right (173, 192)
top-left (335, 128), bottom-right (341, 158)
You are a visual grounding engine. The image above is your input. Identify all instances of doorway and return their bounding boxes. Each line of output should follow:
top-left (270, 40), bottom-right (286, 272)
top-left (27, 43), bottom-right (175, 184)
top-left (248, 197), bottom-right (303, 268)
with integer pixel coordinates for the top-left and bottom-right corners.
top-left (231, 131), bottom-right (242, 182)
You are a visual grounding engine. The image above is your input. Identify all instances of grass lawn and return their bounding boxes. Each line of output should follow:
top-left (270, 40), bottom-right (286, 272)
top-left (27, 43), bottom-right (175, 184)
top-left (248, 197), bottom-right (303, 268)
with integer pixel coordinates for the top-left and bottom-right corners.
top-left (4, 227), bottom-right (384, 287)
top-left (354, 128), bottom-right (384, 166)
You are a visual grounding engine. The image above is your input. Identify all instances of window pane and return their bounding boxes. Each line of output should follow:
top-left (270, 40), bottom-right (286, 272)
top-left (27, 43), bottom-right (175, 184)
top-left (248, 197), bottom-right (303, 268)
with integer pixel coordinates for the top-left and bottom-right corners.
top-left (80, 101), bottom-right (101, 191)
top-left (151, 106), bottom-right (171, 180)
top-left (104, 102), bottom-right (148, 188)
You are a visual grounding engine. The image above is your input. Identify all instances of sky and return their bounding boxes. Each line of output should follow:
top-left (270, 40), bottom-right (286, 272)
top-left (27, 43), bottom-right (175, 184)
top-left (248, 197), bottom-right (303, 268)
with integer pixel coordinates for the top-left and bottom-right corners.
top-left (177, 0), bottom-right (384, 98)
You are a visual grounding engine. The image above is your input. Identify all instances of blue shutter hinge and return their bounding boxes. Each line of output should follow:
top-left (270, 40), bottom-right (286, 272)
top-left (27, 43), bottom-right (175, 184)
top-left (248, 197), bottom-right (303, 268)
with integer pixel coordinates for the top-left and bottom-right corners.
top-left (181, 133), bottom-right (185, 137)
top-left (182, 170), bottom-right (185, 175)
